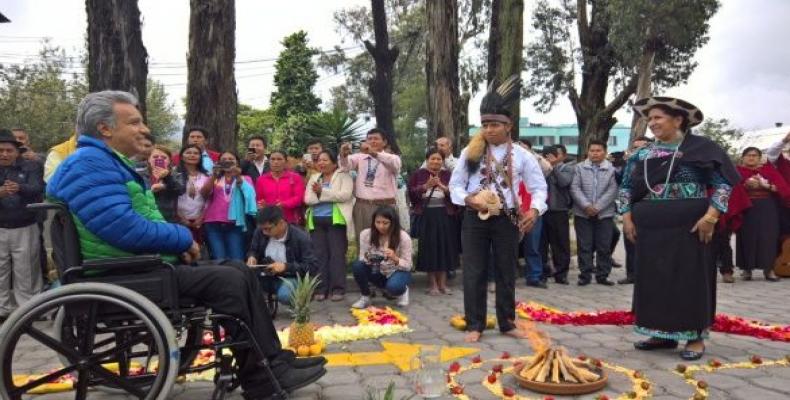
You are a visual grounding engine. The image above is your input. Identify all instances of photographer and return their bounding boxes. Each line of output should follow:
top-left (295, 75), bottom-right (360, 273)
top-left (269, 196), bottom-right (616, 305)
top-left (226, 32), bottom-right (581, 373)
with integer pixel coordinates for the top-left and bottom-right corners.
top-left (246, 206), bottom-right (318, 305)
top-left (202, 151), bottom-right (257, 261)
top-left (240, 136), bottom-right (269, 182)
top-left (140, 145), bottom-right (185, 223)
top-left (351, 205), bottom-right (413, 308)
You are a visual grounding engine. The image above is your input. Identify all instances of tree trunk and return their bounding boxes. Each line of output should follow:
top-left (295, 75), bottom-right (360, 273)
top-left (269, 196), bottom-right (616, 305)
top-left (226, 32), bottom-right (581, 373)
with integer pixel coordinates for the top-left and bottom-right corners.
top-left (629, 48), bottom-right (656, 143)
top-left (185, 0), bottom-right (238, 152)
top-left (571, 1), bottom-right (636, 158)
top-left (426, 0), bottom-right (460, 148)
top-left (457, 92), bottom-right (471, 150)
top-left (86, 0), bottom-right (148, 118)
top-left (486, 0), bottom-right (501, 86)
top-left (364, 0), bottom-right (400, 154)
top-left (487, 0), bottom-right (524, 140)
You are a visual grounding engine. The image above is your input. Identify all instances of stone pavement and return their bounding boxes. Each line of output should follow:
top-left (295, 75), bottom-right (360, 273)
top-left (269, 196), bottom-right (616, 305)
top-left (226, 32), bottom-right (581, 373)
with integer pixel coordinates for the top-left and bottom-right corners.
top-left (9, 245), bottom-right (790, 400)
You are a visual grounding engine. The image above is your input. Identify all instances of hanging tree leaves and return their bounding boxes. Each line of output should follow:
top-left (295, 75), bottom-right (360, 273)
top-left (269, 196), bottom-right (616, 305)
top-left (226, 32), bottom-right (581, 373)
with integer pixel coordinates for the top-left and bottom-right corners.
top-left (524, 0), bottom-right (719, 156)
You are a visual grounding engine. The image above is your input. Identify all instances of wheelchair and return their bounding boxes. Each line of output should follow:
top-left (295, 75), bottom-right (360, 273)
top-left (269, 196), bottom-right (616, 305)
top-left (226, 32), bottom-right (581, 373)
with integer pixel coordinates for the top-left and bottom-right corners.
top-left (0, 203), bottom-right (285, 400)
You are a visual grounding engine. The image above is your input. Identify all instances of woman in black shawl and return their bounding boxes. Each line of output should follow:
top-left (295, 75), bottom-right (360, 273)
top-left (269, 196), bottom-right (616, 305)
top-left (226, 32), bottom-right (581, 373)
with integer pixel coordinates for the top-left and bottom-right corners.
top-left (619, 97), bottom-right (740, 361)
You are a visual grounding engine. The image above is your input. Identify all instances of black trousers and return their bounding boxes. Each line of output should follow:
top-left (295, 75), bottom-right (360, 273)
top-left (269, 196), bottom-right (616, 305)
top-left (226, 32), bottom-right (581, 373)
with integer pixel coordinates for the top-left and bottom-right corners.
top-left (542, 211), bottom-right (571, 279)
top-left (311, 217), bottom-right (349, 295)
top-left (174, 261), bottom-right (281, 376)
top-left (462, 210), bottom-right (518, 333)
top-left (574, 216), bottom-right (614, 281)
top-left (713, 230), bottom-right (734, 274)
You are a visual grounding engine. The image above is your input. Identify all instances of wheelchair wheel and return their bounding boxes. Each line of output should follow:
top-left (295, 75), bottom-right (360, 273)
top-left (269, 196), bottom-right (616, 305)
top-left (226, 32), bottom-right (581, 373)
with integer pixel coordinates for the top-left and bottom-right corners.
top-left (0, 283), bottom-right (179, 400)
top-left (51, 307), bottom-right (204, 396)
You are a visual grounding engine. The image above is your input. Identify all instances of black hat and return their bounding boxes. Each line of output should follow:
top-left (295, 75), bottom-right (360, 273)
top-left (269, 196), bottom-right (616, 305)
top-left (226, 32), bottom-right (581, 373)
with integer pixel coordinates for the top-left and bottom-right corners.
top-left (0, 129), bottom-right (25, 152)
top-left (632, 96), bottom-right (704, 128)
top-left (480, 74), bottom-right (522, 124)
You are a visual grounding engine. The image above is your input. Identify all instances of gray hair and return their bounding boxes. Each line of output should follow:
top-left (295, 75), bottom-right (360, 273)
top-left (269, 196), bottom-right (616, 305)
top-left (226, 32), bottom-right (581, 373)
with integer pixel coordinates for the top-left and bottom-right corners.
top-left (76, 91), bottom-right (139, 138)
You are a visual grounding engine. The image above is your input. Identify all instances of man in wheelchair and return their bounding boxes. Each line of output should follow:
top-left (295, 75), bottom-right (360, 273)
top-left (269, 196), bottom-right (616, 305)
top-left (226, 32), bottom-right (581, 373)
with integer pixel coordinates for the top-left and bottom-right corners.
top-left (46, 91), bottom-right (326, 399)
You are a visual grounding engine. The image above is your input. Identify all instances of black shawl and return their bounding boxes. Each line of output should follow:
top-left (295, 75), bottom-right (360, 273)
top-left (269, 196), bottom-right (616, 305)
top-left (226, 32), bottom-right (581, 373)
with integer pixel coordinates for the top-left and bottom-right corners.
top-left (630, 133), bottom-right (740, 204)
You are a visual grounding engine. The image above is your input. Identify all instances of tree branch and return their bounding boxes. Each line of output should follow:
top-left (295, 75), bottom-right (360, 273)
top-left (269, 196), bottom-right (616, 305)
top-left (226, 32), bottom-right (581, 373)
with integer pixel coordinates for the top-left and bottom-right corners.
top-left (363, 40), bottom-right (377, 59)
top-left (568, 86), bottom-right (582, 117)
top-left (603, 76), bottom-right (637, 116)
top-left (576, 0), bottom-right (590, 46)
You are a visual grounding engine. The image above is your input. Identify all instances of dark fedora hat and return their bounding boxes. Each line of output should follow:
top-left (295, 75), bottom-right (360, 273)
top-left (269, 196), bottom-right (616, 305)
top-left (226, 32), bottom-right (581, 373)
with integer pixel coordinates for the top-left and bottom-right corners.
top-left (632, 96), bottom-right (704, 128)
top-left (0, 129), bottom-right (26, 152)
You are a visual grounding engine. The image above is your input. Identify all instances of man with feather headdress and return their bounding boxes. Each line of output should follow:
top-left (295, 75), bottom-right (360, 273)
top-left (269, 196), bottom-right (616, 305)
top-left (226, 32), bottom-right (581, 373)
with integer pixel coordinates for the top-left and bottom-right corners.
top-left (449, 75), bottom-right (548, 342)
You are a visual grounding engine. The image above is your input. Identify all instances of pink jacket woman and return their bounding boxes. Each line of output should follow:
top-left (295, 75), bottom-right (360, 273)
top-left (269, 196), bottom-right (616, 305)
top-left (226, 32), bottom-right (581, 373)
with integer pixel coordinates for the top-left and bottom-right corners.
top-left (255, 170), bottom-right (306, 223)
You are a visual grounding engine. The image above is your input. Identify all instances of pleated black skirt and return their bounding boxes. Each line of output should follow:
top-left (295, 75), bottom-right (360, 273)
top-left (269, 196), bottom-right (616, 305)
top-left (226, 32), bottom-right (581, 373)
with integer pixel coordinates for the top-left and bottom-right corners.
top-left (736, 197), bottom-right (779, 271)
top-left (632, 199), bottom-right (716, 335)
top-left (416, 207), bottom-right (460, 272)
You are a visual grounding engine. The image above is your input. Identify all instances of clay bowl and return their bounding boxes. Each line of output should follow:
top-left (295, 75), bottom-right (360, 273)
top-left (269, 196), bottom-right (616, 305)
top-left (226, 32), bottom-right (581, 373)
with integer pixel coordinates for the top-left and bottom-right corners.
top-left (511, 362), bottom-right (608, 395)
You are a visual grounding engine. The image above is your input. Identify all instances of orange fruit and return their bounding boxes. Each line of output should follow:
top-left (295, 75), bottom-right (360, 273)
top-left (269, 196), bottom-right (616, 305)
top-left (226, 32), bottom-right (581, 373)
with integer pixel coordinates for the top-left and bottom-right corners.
top-left (309, 343), bottom-right (322, 356)
top-left (296, 345), bottom-right (311, 357)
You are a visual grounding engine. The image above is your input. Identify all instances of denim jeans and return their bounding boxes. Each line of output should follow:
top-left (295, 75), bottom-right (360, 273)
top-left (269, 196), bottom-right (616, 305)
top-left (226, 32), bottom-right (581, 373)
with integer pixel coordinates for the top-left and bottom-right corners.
top-left (204, 222), bottom-right (246, 261)
top-left (520, 216), bottom-right (544, 283)
top-left (351, 260), bottom-right (411, 297)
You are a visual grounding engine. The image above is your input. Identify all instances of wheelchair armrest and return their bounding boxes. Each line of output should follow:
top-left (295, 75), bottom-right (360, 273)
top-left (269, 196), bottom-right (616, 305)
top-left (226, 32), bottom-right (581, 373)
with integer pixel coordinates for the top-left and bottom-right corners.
top-left (81, 255), bottom-right (169, 271)
top-left (26, 202), bottom-right (68, 213)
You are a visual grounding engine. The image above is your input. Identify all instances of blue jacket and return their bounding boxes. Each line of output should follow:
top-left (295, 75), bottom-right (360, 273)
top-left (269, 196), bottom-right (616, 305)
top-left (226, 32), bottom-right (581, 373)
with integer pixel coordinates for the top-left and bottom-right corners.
top-left (47, 136), bottom-right (193, 260)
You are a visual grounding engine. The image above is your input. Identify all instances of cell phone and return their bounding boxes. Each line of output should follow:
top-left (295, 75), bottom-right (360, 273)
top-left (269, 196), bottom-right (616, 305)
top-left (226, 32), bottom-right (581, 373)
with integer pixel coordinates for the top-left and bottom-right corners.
top-left (154, 158), bottom-right (166, 169)
top-left (219, 160), bottom-right (234, 170)
top-left (249, 264), bottom-right (273, 276)
top-left (247, 147), bottom-right (256, 154)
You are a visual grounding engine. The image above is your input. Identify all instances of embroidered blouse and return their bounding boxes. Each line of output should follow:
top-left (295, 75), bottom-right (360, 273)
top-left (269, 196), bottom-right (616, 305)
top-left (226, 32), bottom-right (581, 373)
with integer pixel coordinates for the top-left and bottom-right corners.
top-left (618, 141), bottom-right (732, 214)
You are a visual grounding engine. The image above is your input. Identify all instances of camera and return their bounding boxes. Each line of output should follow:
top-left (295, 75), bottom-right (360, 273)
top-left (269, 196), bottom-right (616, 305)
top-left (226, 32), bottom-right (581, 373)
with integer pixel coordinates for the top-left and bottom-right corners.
top-left (368, 253), bottom-right (386, 265)
top-left (218, 160), bottom-right (234, 171)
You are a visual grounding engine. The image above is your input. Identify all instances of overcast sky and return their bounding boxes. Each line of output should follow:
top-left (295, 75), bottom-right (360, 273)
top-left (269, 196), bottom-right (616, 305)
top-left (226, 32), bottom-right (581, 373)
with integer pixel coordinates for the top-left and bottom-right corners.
top-left (1, 0), bottom-right (788, 132)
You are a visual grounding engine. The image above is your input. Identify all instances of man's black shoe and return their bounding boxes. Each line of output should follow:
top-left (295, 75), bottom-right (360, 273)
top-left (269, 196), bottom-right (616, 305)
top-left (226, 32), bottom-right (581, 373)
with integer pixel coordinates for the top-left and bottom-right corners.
top-left (242, 365), bottom-right (326, 399)
top-left (577, 279), bottom-right (591, 286)
top-left (554, 277), bottom-right (569, 285)
top-left (617, 277), bottom-right (634, 285)
top-left (526, 280), bottom-right (548, 289)
top-left (596, 279), bottom-right (615, 286)
top-left (279, 349), bottom-right (327, 368)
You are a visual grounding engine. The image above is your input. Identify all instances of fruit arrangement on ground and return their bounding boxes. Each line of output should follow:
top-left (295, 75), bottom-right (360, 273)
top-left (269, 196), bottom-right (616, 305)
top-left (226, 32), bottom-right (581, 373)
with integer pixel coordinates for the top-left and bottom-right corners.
top-left (450, 314), bottom-right (497, 330)
top-left (283, 273), bottom-right (322, 355)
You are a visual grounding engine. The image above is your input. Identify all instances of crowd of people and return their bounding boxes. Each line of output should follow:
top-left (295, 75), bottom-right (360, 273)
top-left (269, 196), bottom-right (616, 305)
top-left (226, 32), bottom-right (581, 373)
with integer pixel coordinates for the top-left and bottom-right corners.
top-left (1, 84), bottom-right (789, 394)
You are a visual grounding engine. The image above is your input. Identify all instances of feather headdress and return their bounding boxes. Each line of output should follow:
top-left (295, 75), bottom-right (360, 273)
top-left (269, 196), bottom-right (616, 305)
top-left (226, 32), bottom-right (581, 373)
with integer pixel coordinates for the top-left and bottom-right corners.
top-left (466, 74), bottom-right (522, 172)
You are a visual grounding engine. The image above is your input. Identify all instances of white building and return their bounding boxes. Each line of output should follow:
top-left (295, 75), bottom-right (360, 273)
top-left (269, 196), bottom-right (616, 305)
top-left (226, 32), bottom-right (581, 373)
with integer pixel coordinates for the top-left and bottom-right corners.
top-left (737, 123), bottom-right (788, 153)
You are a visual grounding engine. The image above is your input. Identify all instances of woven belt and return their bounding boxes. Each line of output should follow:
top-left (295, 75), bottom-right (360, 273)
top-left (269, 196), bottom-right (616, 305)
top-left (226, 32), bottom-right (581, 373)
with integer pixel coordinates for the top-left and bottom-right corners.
top-left (356, 198), bottom-right (396, 206)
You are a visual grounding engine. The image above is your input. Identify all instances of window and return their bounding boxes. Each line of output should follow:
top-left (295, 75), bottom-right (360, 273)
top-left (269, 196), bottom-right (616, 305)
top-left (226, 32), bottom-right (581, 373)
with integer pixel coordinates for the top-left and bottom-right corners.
top-left (608, 136), bottom-right (618, 146)
top-left (560, 136), bottom-right (578, 146)
top-left (539, 136), bottom-right (555, 145)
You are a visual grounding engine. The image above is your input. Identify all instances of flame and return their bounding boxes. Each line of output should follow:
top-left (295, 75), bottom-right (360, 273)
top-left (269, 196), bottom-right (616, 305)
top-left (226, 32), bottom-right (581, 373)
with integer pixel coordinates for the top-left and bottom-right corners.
top-left (516, 319), bottom-right (551, 353)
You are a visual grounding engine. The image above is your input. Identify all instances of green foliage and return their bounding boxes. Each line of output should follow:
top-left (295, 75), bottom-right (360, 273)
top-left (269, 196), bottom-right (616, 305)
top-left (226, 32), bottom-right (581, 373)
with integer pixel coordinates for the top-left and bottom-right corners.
top-left (607, 0), bottom-right (720, 91)
top-left (0, 43), bottom-right (179, 152)
top-left (145, 79), bottom-right (180, 141)
top-left (237, 103), bottom-right (277, 151)
top-left (0, 44), bottom-right (87, 152)
top-left (270, 114), bottom-right (312, 157)
top-left (694, 118), bottom-right (743, 159)
top-left (270, 31), bottom-right (321, 121)
top-left (302, 109), bottom-right (364, 153)
top-left (321, 0), bottom-right (489, 163)
top-left (524, 0), bottom-right (720, 112)
top-left (365, 382), bottom-right (414, 400)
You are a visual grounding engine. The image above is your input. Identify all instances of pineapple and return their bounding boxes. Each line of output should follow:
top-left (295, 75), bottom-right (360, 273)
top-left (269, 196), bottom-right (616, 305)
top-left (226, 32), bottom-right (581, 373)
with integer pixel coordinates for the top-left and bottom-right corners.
top-left (284, 273), bottom-right (321, 349)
